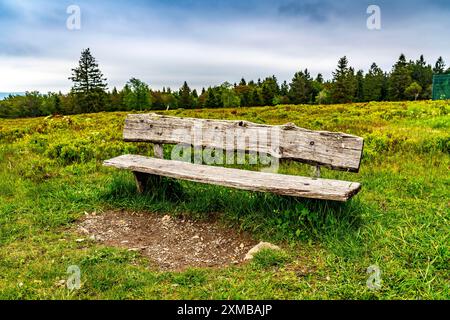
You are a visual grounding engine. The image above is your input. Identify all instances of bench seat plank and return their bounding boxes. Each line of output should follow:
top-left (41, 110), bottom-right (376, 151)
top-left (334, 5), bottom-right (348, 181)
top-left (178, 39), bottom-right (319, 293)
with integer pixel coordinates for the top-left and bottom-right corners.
top-left (104, 155), bottom-right (361, 202)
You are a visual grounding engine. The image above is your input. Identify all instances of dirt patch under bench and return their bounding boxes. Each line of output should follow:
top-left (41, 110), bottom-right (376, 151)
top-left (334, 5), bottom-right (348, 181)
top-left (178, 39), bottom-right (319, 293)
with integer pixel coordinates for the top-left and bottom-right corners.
top-left (76, 210), bottom-right (258, 271)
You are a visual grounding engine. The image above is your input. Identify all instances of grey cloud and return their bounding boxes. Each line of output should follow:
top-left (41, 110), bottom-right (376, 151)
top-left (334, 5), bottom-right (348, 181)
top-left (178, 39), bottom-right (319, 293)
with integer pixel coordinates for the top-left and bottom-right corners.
top-left (278, 0), bottom-right (338, 22)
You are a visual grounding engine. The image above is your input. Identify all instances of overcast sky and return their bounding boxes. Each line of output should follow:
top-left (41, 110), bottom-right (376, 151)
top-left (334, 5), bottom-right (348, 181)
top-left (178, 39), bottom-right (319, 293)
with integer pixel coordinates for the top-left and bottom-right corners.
top-left (1, 0), bottom-right (450, 92)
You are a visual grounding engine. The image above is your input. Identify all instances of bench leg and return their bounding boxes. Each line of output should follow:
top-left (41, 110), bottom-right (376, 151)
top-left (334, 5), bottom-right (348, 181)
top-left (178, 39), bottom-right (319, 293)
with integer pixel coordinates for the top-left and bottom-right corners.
top-left (133, 171), bottom-right (163, 194)
top-left (133, 172), bottom-right (149, 193)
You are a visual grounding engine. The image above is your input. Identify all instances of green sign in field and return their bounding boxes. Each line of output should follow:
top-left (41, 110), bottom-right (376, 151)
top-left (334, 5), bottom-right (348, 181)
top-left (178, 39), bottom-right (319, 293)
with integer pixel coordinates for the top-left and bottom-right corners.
top-left (432, 74), bottom-right (450, 100)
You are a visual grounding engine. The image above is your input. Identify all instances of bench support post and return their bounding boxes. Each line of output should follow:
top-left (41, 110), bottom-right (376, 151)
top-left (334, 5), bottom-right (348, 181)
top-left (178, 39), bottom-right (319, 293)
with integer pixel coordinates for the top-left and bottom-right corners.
top-left (133, 171), bottom-right (149, 194)
top-left (133, 144), bottom-right (164, 194)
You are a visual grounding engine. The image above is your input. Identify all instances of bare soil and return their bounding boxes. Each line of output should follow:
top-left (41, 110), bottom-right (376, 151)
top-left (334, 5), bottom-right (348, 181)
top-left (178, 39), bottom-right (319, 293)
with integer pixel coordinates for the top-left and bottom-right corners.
top-left (76, 210), bottom-right (258, 271)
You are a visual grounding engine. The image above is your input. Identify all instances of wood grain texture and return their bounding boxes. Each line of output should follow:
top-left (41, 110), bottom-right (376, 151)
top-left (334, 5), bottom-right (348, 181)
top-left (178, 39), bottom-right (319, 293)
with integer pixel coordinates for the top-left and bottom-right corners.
top-left (123, 113), bottom-right (364, 172)
top-left (104, 155), bottom-right (362, 202)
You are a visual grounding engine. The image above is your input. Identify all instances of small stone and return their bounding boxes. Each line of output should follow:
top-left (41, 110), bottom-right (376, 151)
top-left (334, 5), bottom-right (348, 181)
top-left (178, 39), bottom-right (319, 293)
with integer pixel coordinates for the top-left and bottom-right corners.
top-left (79, 226), bottom-right (89, 234)
top-left (240, 243), bottom-right (245, 249)
top-left (244, 242), bottom-right (281, 260)
top-left (76, 238), bottom-right (85, 243)
top-left (55, 279), bottom-right (66, 287)
top-left (192, 235), bottom-right (200, 240)
top-left (161, 215), bottom-right (171, 223)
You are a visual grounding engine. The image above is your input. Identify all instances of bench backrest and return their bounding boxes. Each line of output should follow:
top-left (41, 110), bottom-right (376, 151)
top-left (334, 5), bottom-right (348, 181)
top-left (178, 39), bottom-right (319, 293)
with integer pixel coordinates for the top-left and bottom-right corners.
top-left (123, 113), bottom-right (364, 172)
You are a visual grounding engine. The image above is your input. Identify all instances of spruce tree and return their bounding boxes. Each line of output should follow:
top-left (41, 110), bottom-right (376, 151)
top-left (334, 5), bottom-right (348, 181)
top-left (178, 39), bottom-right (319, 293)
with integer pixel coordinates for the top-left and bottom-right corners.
top-left (261, 83), bottom-right (274, 106)
top-left (179, 81), bottom-right (193, 108)
top-left (280, 81), bottom-right (289, 96)
top-left (388, 54), bottom-right (412, 101)
top-left (235, 83), bottom-right (251, 107)
top-left (69, 48), bottom-right (108, 113)
top-left (433, 57), bottom-right (446, 74)
top-left (251, 88), bottom-right (263, 106)
top-left (205, 88), bottom-right (219, 108)
top-left (330, 56), bottom-right (354, 103)
top-left (289, 69), bottom-right (313, 104)
top-left (315, 73), bottom-right (324, 84)
top-left (410, 55), bottom-right (432, 99)
top-left (364, 63), bottom-right (384, 101)
top-left (355, 70), bottom-right (365, 102)
top-left (109, 87), bottom-right (124, 111)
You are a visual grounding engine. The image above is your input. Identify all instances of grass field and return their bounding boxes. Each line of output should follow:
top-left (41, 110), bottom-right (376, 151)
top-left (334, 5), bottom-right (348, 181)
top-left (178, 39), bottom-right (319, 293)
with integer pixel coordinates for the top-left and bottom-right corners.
top-left (0, 101), bottom-right (448, 299)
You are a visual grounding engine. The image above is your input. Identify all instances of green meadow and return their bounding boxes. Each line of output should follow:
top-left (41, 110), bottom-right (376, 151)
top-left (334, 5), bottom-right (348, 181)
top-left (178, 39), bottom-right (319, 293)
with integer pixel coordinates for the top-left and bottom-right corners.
top-left (0, 100), bottom-right (448, 299)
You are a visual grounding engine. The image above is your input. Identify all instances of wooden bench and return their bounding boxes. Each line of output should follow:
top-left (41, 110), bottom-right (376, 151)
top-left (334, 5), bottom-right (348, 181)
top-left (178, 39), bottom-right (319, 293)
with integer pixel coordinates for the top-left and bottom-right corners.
top-left (104, 113), bottom-right (364, 202)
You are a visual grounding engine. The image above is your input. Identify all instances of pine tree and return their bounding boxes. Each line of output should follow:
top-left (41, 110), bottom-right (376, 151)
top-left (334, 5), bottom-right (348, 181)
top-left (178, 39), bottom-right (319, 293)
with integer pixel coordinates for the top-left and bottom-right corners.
top-left (364, 63), bottom-right (384, 101)
top-left (355, 70), bottom-right (365, 102)
top-left (289, 69), bottom-right (313, 104)
top-left (280, 81), bottom-right (289, 96)
top-left (234, 83), bottom-right (251, 107)
top-left (315, 73), bottom-right (324, 84)
top-left (433, 57), bottom-right (446, 74)
top-left (69, 48), bottom-right (108, 113)
top-left (410, 55), bottom-right (433, 99)
top-left (205, 88), bottom-right (220, 108)
top-left (54, 93), bottom-right (63, 114)
top-left (251, 88), bottom-right (263, 106)
top-left (197, 88), bottom-right (207, 108)
top-left (388, 54), bottom-right (412, 101)
top-left (261, 84), bottom-right (274, 106)
top-left (109, 87), bottom-right (124, 111)
top-left (150, 91), bottom-right (165, 110)
top-left (179, 81), bottom-right (193, 108)
top-left (330, 56), bottom-right (354, 103)
top-left (311, 76), bottom-right (324, 104)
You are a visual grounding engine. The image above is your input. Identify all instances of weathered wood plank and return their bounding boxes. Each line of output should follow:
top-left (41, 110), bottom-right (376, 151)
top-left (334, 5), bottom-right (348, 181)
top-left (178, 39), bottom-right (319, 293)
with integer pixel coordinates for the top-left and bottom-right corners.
top-left (104, 155), bottom-right (362, 202)
top-left (123, 114), bottom-right (364, 172)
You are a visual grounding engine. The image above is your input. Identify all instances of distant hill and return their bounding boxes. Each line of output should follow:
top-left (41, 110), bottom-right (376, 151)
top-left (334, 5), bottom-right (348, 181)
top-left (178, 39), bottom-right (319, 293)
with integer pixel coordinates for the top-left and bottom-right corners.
top-left (0, 92), bottom-right (25, 100)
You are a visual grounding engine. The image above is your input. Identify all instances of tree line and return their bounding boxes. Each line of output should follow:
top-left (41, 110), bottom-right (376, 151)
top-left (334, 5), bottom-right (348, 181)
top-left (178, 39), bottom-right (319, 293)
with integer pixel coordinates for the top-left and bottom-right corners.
top-left (0, 48), bottom-right (449, 118)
